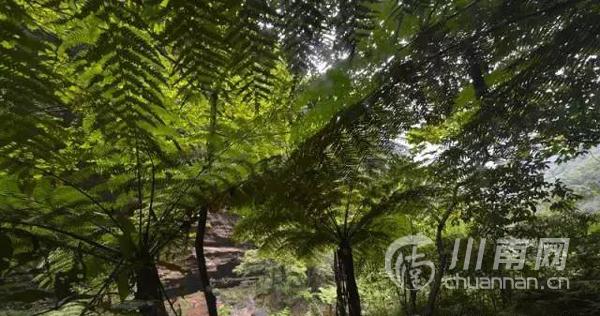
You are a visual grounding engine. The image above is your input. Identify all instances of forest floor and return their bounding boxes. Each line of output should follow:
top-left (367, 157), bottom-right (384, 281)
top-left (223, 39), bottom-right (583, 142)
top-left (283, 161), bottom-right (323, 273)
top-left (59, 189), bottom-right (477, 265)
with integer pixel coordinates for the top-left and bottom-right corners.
top-left (158, 212), bottom-right (256, 316)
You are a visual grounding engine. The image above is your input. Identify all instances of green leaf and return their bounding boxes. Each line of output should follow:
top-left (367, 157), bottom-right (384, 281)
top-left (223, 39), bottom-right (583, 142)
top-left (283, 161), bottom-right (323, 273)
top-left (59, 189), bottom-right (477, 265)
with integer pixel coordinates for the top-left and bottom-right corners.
top-left (116, 270), bottom-right (131, 301)
top-left (117, 233), bottom-right (136, 259)
top-left (0, 233), bottom-right (13, 271)
top-left (33, 178), bottom-right (52, 202)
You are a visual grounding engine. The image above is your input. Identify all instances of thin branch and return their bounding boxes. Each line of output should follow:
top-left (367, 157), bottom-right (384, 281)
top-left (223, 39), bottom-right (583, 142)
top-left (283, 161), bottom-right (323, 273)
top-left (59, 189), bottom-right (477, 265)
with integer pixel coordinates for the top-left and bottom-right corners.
top-left (324, 206), bottom-right (344, 241)
top-left (17, 162), bottom-right (126, 234)
top-left (144, 152), bottom-right (157, 245)
top-left (6, 225), bottom-right (119, 263)
top-left (342, 184), bottom-right (353, 237)
top-left (135, 142), bottom-right (144, 246)
top-left (79, 260), bottom-right (125, 316)
top-left (158, 277), bottom-right (179, 316)
top-left (150, 213), bottom-right (195, 255)
top-left (4, 219), bottom-right (121, 257)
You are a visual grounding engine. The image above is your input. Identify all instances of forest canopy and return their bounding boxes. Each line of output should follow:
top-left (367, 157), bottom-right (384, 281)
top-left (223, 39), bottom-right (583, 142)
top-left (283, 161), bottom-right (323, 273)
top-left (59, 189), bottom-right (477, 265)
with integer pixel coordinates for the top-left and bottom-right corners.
top-left (0, 0), bottom-right (599, 315)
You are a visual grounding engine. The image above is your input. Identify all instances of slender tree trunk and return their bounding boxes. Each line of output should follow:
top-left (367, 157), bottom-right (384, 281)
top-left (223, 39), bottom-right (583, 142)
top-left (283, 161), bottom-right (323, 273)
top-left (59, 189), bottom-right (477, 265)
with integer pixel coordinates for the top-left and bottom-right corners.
top-left (333, 241), bottom-right (361, 316)
top-left (193, 88), bottom-right (220, 315)
top-left (409, 288), bottom-right (417, 315)
top-left (423, 184), bottom-right (459, 316)
top-left (499, 274), bottom-right (512, 306)
top-left (422, 218), bottom-right (449, 316)
top-left (307, 266), bottom-right (320, 292)
top-left (135, 257), bottom-right (168, 316)
top-left (464, 41), bottom-right (488, 100)
top-left (195, 206), bottom-right (218, 316)
top-left (334, 250), bottom-right (347, 316)
top-left (398, 247), bottom-right (418, 315)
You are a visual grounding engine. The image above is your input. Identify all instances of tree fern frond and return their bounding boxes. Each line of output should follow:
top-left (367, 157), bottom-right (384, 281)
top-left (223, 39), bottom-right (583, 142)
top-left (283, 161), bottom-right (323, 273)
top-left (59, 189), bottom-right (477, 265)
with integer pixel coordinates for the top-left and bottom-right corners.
top-left (0, 1), bottom-right (67, 166)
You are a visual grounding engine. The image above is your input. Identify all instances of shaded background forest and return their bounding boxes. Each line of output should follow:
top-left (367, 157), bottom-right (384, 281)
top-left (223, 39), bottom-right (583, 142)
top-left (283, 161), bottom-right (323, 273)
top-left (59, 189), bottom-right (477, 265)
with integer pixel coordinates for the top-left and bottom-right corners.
top-left (0, 0), bottom-right (599, 315)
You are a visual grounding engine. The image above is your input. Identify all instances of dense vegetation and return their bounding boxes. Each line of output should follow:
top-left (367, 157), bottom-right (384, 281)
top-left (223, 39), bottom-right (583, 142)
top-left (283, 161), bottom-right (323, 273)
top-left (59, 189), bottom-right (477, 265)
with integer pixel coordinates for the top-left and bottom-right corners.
top-left (0, 0), bottom-right (599, 315)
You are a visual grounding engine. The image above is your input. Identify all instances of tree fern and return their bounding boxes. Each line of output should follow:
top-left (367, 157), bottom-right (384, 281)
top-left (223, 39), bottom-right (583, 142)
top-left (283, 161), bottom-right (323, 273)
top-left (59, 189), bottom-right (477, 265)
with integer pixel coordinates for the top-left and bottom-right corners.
top-left (0, 0), bottom-right (67, 169)
top-left (68, 0), bottom-right (174, 156)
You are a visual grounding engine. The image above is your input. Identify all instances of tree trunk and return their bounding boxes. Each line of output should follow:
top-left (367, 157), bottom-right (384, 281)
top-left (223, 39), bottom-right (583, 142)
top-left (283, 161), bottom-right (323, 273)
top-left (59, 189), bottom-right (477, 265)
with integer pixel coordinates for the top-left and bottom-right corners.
top-left (409, 288), bottom-right (417, 315)
top-left (423, 183), bottom-right (460, 316)
top-left (398, 247), bottom-right (418, 315)
top-left (135, 258), bottom-right (168, 316)
top-left (333, 241), bottom-right (361, 316)
top-left (195, 207), bottom-right (218, 316)
top-left (193, 83), bottom-right (220, 316)
top-left (307, 266), bottom-right (320, 292)
top-left (422, 220), bottom-right (448, 316)
top-left (464, 41), bottom-right (488, 100)
top-left (423, 188), bottom-right (458, 316)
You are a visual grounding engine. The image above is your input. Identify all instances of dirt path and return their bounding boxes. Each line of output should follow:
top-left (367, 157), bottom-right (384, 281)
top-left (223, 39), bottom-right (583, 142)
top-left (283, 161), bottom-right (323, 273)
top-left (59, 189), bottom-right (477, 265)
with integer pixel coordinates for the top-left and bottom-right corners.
top-left (158, 212), bottom-right (249, 315)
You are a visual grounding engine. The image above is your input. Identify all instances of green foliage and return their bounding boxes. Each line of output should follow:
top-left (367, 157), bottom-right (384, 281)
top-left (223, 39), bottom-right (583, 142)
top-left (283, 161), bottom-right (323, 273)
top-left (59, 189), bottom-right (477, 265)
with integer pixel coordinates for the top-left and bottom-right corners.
top-left (0, 0), bottom-right (67, 168)
top-left (235, 250), bottom-right (310, 305)
top-left (1, 0), bottom-right (600, 315)
top-left (229, 249), bottom-right (334, 315)
top-left (237, 135), bottom-right (426, 259)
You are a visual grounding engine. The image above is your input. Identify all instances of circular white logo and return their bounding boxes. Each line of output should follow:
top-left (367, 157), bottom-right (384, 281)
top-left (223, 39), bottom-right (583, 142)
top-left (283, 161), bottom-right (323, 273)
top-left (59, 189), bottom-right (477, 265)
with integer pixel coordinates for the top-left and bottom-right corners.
top-left (385, 234), bottom-right (435, 290)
